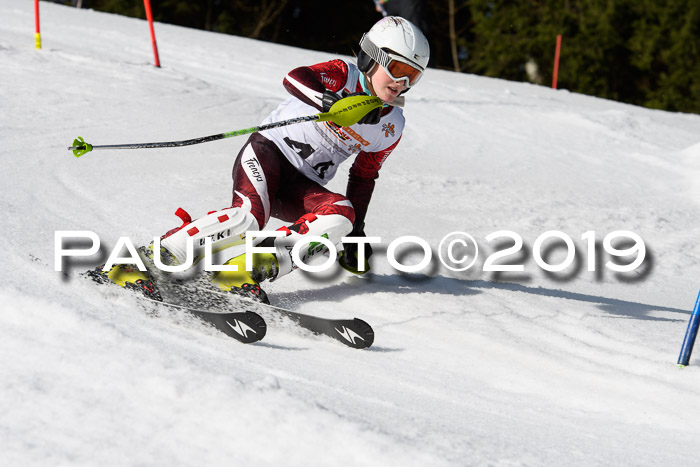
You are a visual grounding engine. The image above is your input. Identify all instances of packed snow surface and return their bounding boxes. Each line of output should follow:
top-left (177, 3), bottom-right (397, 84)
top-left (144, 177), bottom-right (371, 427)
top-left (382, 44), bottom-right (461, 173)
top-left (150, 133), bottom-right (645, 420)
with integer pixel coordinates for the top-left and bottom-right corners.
top-left (2, 1), bottom-right (700, 465)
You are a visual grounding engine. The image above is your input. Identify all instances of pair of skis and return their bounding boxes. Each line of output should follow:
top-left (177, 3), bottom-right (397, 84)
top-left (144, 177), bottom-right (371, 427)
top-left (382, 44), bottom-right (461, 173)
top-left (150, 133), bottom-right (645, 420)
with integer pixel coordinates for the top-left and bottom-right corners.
top-left (84, 258), bottom-right (374, 348)
top-left (144, 290), bottom-right (374, 349)
top-left (88, 258), bottom-right (374, 349)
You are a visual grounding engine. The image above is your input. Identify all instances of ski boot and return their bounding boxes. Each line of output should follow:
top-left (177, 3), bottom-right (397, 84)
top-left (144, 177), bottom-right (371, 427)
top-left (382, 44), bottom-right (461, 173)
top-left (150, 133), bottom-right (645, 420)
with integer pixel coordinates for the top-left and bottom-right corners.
top-left (210, 212), bottom-right (353, 303)
top-left (211, 251), bottom-right (279, 304)
top-left (85, 264), bottom-right (162, 301)
top-left (138, 243), bottom-right (178, 268)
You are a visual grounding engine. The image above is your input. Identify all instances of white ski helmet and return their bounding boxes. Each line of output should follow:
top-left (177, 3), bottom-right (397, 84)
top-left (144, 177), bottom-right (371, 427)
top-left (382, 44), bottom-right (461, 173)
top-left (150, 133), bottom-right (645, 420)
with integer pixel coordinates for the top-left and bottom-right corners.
top-left (358, 16), bottom-right (430, 89)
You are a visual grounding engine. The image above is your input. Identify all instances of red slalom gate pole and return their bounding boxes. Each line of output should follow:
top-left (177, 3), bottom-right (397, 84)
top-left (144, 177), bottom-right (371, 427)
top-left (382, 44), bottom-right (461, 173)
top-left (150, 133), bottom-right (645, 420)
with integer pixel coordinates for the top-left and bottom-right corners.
top-left (552, 34), bottom-right (562, 89)
top-left (143, 0), bottom-right (160, 67)
top-left (34, 0), bottom-right (41, 49)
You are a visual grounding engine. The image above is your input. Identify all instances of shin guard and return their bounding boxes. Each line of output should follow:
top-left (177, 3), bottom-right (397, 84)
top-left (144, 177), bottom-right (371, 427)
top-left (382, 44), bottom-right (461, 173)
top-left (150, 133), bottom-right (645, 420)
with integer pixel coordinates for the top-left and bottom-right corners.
top-left (272, 213), bottom-right (353, 279)
top-left (160, 206), bottom-right (259, 265)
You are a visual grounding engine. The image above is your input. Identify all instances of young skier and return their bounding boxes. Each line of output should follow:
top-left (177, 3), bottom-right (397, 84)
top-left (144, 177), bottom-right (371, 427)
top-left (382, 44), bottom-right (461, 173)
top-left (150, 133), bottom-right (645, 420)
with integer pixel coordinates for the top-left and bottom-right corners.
top-left (99, 16), bottom-right (430, 304)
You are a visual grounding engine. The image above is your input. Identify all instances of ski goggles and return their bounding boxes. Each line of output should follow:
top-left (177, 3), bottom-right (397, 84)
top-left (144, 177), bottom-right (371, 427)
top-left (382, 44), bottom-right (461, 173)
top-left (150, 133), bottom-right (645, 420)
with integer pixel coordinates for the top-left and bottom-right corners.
top-left (360, 36), bottom-right (424, 87)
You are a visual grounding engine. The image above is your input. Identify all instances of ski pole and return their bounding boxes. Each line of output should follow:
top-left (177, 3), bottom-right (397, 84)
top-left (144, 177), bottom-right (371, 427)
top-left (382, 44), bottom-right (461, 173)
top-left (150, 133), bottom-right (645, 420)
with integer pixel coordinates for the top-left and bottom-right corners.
top-left (373, 0), bottom-right (388, 17)
top-left (68, 95), bottom-right (382, 158)
top-left (678, 291), bottom-right (700, 366)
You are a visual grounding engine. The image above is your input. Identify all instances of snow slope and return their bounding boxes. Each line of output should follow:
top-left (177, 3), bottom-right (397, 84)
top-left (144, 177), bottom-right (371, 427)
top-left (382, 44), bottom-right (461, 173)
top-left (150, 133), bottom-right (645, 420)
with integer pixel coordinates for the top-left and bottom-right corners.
top-left (2, 1), bottom-right (700, 465)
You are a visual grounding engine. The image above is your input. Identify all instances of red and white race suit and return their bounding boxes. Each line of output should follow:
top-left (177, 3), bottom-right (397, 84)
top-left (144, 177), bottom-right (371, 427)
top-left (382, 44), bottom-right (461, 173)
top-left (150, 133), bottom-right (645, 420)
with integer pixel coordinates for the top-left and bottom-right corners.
top-left (161, 60), bottom-right (406, 274)
top-left (231, 59), bottom-right (405, 231)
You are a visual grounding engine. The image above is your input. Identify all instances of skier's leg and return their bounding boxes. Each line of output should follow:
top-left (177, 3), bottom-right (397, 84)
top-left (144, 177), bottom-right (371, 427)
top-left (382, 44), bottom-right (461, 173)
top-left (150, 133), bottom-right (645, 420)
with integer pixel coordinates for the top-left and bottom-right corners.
top-left (157, 133), bottom-right (282, 265)
top-left (205, 134), bottom-right (292, 302)
top-left (269, 183), bottom-right (355, 278)
top-left (229, 133), bottom-right (284, 230)
top-left (88, 134), bottom-right (281, 297)
top-left (212, 162), bottom-right (356, 301)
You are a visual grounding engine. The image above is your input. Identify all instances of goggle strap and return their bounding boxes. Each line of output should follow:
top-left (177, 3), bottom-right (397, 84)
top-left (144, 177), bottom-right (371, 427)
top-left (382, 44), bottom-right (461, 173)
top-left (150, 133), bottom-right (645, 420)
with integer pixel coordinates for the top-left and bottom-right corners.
top-left (360, 36), bottom-right (389, 69)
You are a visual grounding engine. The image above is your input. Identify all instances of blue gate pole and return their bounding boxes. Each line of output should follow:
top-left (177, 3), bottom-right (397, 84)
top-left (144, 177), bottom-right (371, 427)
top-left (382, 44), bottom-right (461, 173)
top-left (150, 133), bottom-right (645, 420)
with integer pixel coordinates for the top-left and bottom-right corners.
top-left (678, 291), bottom-right (700, 366)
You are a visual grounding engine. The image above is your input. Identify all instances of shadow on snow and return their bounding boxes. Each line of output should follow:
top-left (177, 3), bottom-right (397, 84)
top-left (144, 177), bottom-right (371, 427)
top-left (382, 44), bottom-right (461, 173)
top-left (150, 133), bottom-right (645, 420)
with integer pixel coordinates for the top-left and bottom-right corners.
top-left (273, 274), bottom-right (686, 323)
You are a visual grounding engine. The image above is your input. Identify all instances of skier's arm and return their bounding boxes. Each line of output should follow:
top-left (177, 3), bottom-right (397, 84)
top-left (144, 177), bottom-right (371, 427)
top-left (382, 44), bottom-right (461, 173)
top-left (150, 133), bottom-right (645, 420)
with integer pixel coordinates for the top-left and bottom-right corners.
top-left (340, 139), bottom-right (400, 274)
top-left (282, 60), bottom-right (348, 111)
top-left (346, 137), bottom-right (401, 229)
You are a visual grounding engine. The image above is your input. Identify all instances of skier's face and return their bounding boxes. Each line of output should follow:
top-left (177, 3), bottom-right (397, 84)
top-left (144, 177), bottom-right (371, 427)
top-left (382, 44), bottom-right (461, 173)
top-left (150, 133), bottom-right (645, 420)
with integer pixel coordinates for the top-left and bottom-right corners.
top-left (369, 65), bottom-right (407, 103)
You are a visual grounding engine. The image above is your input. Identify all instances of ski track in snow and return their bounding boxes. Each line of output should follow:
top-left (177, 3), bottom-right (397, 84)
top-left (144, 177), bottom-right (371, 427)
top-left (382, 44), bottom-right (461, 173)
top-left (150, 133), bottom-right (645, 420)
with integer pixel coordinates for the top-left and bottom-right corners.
top-left (2, 1), bottom-right (700, 465)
